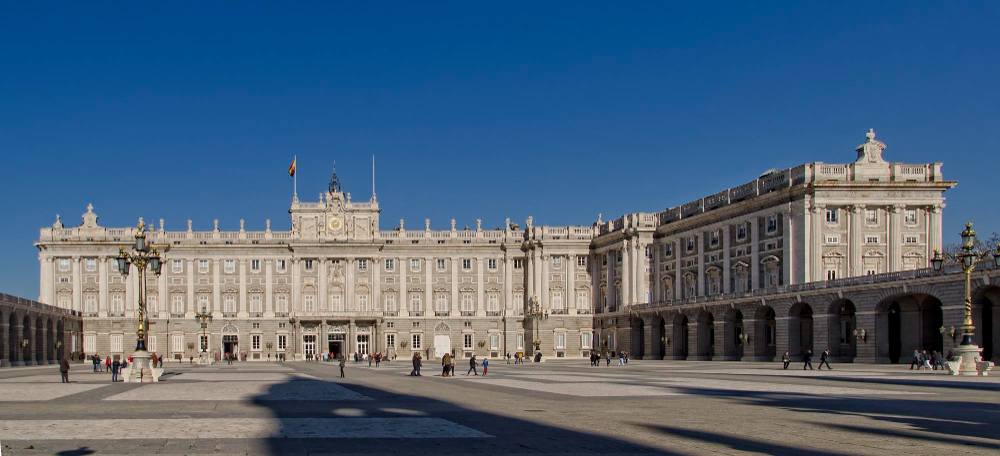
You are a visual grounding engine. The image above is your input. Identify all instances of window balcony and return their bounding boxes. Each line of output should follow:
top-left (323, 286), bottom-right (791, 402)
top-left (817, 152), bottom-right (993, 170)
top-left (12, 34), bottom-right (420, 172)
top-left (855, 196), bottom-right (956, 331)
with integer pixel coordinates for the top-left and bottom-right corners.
top-left (486, 311), bottom-right (501, 317)
top-left (460, 311), bottom-right (476, 317)
top-left (410, 311), bottom-right (424, 317)
top-left (108, 312), bottom-right (124, 317)
top-left (249, 312), bottom-right (263, 318)
top-left (223, 312), bottom-right (238, 318)
top-left (435, 311), bottom-right (450, 317)
top-left (275, 312), bottom-right (289, 317)
top-left (577, 308), bottom-right (594, 315)
top-left (170, 313), bottom-right (185, 318)
top-left (83, 312), bottom-right (99, 318)
top-left (383, 311), bottom-right (399, 317)
top-left (550, 309), bottom-right (568, 315)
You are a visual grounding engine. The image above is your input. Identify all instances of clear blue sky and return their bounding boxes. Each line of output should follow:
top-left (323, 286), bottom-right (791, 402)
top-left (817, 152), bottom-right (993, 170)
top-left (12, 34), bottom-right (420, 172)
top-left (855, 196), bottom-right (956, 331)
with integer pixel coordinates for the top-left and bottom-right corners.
top-left (1, 3), bottom-right (998, 300)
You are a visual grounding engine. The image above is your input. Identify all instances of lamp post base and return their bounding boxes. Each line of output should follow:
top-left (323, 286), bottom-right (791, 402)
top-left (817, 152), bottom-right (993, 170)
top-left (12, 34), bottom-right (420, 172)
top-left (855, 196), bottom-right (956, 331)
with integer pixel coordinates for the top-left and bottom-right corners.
top-left (198, 351), bottom-right (214, 365)
top-left (953, 344), bottom-right (984, 376)
top-left (123, 350), bottom-right (162, 383)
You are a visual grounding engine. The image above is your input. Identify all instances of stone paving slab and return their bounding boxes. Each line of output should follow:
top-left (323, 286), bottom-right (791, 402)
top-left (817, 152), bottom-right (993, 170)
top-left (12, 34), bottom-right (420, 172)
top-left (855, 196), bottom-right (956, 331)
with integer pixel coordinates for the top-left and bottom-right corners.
top-left (163, 372), bottom-right (316, 382)
top-left (104, 380), bottom-right (371, 401)
top-left (0, 417), bottom-right (490, 439)
top-left (0, 383), bottom-right (109, 401)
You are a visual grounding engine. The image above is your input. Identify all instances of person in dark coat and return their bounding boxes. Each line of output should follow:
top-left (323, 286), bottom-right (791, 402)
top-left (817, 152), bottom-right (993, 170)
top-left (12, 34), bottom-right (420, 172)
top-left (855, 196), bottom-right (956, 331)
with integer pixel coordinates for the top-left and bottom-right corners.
top-left (411, 352), bottom-right (422, 376)
top-left (111, 359), bottom-right (121, 382)
top-left (818, 349), bottom-right (832, 370)
top-left (59, 357), bottom-right (71, 383)
top-left (781, 351), bottom-right (791, 370)
top-left (339, 354), bottom-right (346, 378)
top-left (802, 350), bottom-right (814, 370)
top-left (466, 355), bottom-right (479, 376)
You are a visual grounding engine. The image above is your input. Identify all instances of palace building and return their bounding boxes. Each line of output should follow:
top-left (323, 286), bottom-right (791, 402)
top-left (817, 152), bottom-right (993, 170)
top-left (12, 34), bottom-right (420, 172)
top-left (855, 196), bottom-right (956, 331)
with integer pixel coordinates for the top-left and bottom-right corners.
top-left (35, 129), bottom-right (955, 361)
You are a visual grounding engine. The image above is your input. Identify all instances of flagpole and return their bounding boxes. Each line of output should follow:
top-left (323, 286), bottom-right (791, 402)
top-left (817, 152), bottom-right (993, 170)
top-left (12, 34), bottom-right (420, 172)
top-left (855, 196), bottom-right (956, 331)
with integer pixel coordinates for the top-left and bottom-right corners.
top-left (293, 155), bottom-right (297, 201)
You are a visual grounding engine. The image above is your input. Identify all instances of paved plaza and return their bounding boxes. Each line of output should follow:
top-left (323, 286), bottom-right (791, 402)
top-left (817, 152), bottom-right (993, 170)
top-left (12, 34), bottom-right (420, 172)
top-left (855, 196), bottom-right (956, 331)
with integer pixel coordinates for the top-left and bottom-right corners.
top-left (0, 359), bottom-right (997, 455)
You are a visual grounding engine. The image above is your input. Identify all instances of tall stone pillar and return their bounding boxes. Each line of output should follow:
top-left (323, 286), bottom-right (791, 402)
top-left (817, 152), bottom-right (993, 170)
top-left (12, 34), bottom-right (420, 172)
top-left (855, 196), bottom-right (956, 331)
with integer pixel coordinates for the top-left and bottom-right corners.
top-left (265, 259), bottom-right (273, 317)
top-left (722, 228), bottom-right (731, 293)
top-left (696, 233), bottom-right (705, 296)
top-left (890, 205), bottom-right (902, 272)
top-left (642, 322), bottom-right (653, 360)
top-left (291, 259), bottom-right (301, 313)
top-left (775, 315), bottom-right (791, 361)
top-left (653, 247), bottom-right (662, 302)
top-left (213, 259), bottom-right (221, 314)
top-left (399, 255), bottom-right (409, 317)
top-left (238, 259), bottom-right (248, 318)
top-left (810, 205), bottom-right (824, 282)
top-left (99, 257), bottom-right (109, 314)
top-left (28, 316), bottom-right (38, 365)
top-left (751, 219), bottom-right (761, 290)
top-left (318, 258), bottom-right (328, 312)
top-left (424, 256), bottom-right (433, 316)
top-left (566, 254), bottom-right (575, 313)
top-left (476, 257), bottom-right (484, 316)
top-left (742, 317), bottom-right (757, 362)
top-left (72, 256), bottom-right (82, 312)
top-left (12, 320), bottom-right (24, 366)
top-left (850, 205), bottom-right (864, 277)
top-left (186, 259), bottom-right (195, 317)
top-left (451, 258), bottom-right (459, 315)
top-left (540, 254), bottom-right (549, 310)
top-left (346, 258), bottom-right (355, 311)
top-left (713, 319), bottom-right (725, 361)
top-left (0, 316), bottom-right (8, 366)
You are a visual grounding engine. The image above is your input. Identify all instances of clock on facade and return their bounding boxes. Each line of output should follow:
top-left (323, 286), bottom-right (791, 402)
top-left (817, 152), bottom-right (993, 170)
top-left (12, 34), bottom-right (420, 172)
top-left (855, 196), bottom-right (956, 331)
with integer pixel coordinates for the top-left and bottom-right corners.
top-left (328, 216), bottom-right (343, 232)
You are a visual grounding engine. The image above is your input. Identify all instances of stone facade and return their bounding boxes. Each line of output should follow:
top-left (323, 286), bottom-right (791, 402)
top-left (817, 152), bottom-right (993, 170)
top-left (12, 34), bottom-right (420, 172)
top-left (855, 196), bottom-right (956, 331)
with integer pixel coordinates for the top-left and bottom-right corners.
top-left (0, 292), bottom-right (82, 367)
top-left (35, 129), bottom-right (971, 363)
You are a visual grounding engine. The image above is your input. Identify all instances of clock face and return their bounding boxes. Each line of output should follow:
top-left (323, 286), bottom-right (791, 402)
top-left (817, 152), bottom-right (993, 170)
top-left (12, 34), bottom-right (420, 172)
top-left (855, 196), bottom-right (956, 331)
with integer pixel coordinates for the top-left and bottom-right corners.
top-left (328, 216), bottom-right (343, 232)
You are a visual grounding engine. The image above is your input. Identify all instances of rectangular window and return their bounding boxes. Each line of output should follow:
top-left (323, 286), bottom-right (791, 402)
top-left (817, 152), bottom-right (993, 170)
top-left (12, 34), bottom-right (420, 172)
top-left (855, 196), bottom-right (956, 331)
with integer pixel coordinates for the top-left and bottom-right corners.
top-left (687, 238), bottom-right (695, 252)
top-left (276, 294), bottom-right (288, 313)
top-left (111, 293), bottom-right (125, 315)
top-left (199, 260), bottom-right (209, 273)
top-left (251, 259), bottom-right (261, 271)
top-left (576, 291), bottom-right (588, 309)
top-left (147, 335), bottom-right (157, 352)
top-left (865, 209), bottom-right (878, 225)
top-left (904, 209), bottom-right (917, 225)
top-left (905, 235), bottom-right (919, 244)
top-left (385, 294), bottom-right (397, 312)
top-left (577, 257), bottom-right (587, 267)
top-left (358, 259), bottom-right (367, 271)
top-left (516, 333), bottom-right (525, 349)
top-left (556, 333), bottom-right (566, 349)
top-left (277, 334), bottom-right (287, 351)
top-left (252, 335), bottom-right (261, 351)
top-left (305, 260), bottom-right (313, 270)
top-left (250, 294), bottom-right (262, 313)
top-left (581, 333), bottom-right (592, 349)
top-left (171, 334), bottom-right (184, 352)
top-left (358, 294), bottom-right (369, 311)
top-left (825, 209), bottom-right (838, 224)
top-left (110, 334), bottom-right (123, 353)
top-left (58, 296), bottom-right (71, 309)
top-left (464, 334), bottom-right (473, 349)
top-left (710, 231), bottom-right (720, 247)
top-left (827, 270), bottom-right (837, 281)
top-left (85, 294), bottom-right (97, 313)
top-left (866, 268), bottom-right (877, 276)
top-left (171, 295), bottom-right (184, 314)
top-left (436, 259), bottom-right (446, 270)
top-left (85, 258), bottom-right (96, 271)
top-left (485, 259), bottom-right (496, 270)
top-left (766, 216), bottom-right (778, 234)
top-left (513, 259), bottom-right (523, 269)
top-left (664, 243), bottom-right (674, 256)
top-left (409, 294), bottom-right (422, 312)
top-left (84, 334), bottom-right (96, 352)
top-left (224, 260), bottom-right (235, 273)
top-left (413, 322), bottom-right (420, 328)
top-left (552, 257), bottom-right (562, 268)
top-left (386, 322), bottom-right (394, 328)
top-left (59, 258), bottom-right (70, 271)
top-left (435, 293), bottom-right (448, 312)
top-left (461, 293), bottom-right (474, 312)
top-left (385, 259), bottom-right (394, 271)
top-left (411, 259), bottom-right (421, 271)
top-left (608, 333), bottom-right (616, 349)
top-left (198, 295), bottom-right (210, 313)
top-left (551, 291), bottom-right (564, 310)
top-left (462, 259), bottom-right (472, 270)
top-left (277, 260), bottom-right (287, 272)
top-left (825, 235), bottom-right (840, 244)
top-left (513, 292), bottom-right (523, 308)
top-left (386, 334), bottom-right (396, 348)
top-left (252, 322), bottom-right (260, 329)
top-left (487, 293), bottom-right (499, 312)
top-left (222, 294), bottom-right (237, 313)
top-left (172, 260), bottom-right (182, 273)
top-left (303, 295), bottom-right (315, 312)
top-left (490, 333), bottom-right (500, 350)
top-left (412, 334), bottom-right (422, 349)
top-left (866, 235), bottom-right (880, 244)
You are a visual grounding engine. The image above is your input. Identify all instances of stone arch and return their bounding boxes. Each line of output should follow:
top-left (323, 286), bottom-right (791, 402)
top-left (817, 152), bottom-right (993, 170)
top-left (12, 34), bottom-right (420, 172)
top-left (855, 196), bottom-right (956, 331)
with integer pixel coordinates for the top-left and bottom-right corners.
top-left (672, 313), bottom-right (689, 360)
top-left (697, 310), bottom-right (715, 360)
top-left (876, 292), bottom-right (943, 364)
top-left (10, 312), bottom-right (20, 364)
top-left (827, 299), bottom-right (857, 362)
top-left (724, 307), bottom-right (745, 361)
top-left (22, 314), bottom-right (33, 363)
top-left (788, 303), bottom-right (814, 360)
top-left (46, 317), bottom-right (55, 362)
top-left (56, 319), bottom-right (66, 360)
top-left (972, 285), bottom-right (1000, 363)
top-left (754, 306), bottom-right (777, 361)
top-left (649, 313), bottom-right (666, 360)
top-left (631, 315), bottom-right (645, 359)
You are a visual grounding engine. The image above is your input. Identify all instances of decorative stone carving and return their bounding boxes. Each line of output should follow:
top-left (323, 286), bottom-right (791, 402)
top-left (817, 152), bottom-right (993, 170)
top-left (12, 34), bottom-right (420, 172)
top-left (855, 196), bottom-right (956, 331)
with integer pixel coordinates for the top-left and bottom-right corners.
top-left (856, 128), bottom-right (887, 164)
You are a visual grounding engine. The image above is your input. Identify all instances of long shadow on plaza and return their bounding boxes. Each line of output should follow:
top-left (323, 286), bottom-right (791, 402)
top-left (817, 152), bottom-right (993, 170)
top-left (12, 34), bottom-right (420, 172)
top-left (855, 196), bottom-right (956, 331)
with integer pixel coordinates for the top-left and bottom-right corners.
top-left (648, 384), bottom-right (1000, 452)
top-left (716, 370), bottom-right (1000, 393)
top-left (250, 375), bottom-right (675, 455)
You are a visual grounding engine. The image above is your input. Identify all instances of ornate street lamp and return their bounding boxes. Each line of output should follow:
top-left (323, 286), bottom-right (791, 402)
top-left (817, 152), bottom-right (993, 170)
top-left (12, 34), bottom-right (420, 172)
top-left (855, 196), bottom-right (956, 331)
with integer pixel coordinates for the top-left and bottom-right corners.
top-left (930, 222), bottom-right (1000, 375)
top-left (117, 219), bottom-right (163, 380)
top-left (195, 308), bottom-right (213, 353)
top-left (528, 296), bottom-right (548, 353)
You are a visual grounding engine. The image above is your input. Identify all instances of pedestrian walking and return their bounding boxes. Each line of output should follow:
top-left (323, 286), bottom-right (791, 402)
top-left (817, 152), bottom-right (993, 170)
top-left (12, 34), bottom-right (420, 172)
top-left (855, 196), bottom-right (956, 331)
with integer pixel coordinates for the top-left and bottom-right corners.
top-left (506, 352), bottom-right (511, 364)
top-left (803, 350), bottom-right (814, 370)
top-left (910, 349), bottom-right (922, 370)
top-left (932, 351), bottom-right (943, 370)
top-left (442, 353), bottom-right (452, 377)
top-left (466, 355), bottom-right (479, 376)
top-left (59, 357), bottom-right (71, 383)
top-left (111, 359), bottom-right (121, 382)
top-left (922, 350), bottom-right (932, 369)
top-left (92, 354), bottom-right (99, 372)
top-left (605, 351), bottom-right (611, 366)
top-left (339, 355), bottom-right (346, 378)
top-left (482, 358), bottom-right (489, 376)
top-left (105, 356), bottom-right (111, 373)
top-left (617, 351), bottom-right (625, 366)
top-left (781, 351), bottom-right (791, 370)
top-left (158, 354), bottom-right (163, 367)
top-left (818, 349), bottom-right (832, 370)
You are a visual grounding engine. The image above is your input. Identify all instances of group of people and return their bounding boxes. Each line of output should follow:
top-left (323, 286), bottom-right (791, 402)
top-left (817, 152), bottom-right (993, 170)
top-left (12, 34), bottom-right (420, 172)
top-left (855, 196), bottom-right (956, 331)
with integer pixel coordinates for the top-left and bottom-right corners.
top-left (505, 352), bottom-right (526, 364)
top-left (910, 349), bottom-right (953, 370)
top-left (90, 353), bottom-right (149, 382)
top-left (588, 350), bottom-right (629, 366)
top-left (781, 349), bottom-right (832, 370)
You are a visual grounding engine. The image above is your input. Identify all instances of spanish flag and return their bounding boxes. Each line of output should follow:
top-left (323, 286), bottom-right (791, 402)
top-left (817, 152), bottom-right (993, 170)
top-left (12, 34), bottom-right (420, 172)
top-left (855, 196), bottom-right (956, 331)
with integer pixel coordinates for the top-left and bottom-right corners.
top-left (288, 157), bottom-right (296, 177)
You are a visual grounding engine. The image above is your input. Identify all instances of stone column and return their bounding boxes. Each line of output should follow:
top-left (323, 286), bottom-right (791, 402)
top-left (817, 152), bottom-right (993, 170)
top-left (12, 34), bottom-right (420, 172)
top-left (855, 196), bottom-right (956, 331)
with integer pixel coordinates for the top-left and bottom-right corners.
top-left (318, 258), bottom-right (328, 312)
top-left (40, 256), bottom-right (54, 305)
top-left (636, 241), bottom-right (646, 303)
top-left (782, 210), bottom-right (793, 285)
top-left (125, 259), bottom-right (135, 316)
top-left (40, 321), bottom-right (50, 364)
top-left (28, 316), bottom-right (38, 365)
top-left (642, 322), bottom-right (654, 360)
top-left (399, 255), bottom-right (409, 317)
top-left (742, 317), bottom-right (757, 362)
top-left (99, 257), bottom-right (109, 314)
top-left (424, 256), bottom-right (432, 316)
top-left (775, 315), bottom-right (790, 361)
top-left (265, 259), bottom-right (273, 317)
top-left (653, 247), bottom-right (662, 302)
top-left (238, 259), bottom-right (248, 318)
top-left (348, 319), bottom-right (357, 357)
top-left (890, 205), bottom-right (902, 272)
top-left (722, 228), bottom-right (731, 293)
top-left (292, 259), bottom-right (301, 312)
top-left (373, 256), bottom-right (382, 313)
top-left (675, 243), bottom-right (682, 299)
top-left (540, 254), bottom-right (549, 310)
top-left (686, 317), bottom-right (698, 361)
top-left (503, 256), bottom-right (512, 312)
top-left (12, 319), bottom-right (24, 366)
top-left (451, 258), bottom-right (459, 315)
top-left (186, 259), bottom-right (195, 317)
top-left (697, 233), bottom-right (705, 296)
top-left (751, 219), bottom-right (761, 290)
top-left (854, 310), bottom-right (877, 363)
top-left (850, 205), bottom-right (864, 277)
top-left (72, 256), bottom-right (82, 312)
top-left (157, 260), bottom-right (167, 314)
top-left (713, 318), bottom-right (726, 361)
top-left (346, 258), bottom-right (355, 311)
top-left (621, 245), bottom-right (631, 305)
top-left (810, 205), bottom-right (824, 282)
top-left (566, 254), bottom-right (575, 313)
top-left (476, 257), bottom-right (484, 316)
top-left (213, 259), bottom-right (221, 314)
top-left (0, 315), bottom-right (8, 366)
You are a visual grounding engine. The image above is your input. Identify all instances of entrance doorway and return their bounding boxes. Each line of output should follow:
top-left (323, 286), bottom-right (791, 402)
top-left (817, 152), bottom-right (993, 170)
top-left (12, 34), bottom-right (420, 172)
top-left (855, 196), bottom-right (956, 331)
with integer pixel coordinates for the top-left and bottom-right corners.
top-left (328, 333), bottom-right (345, 358)
top-left (356, 334), bottom-right (370, 354)
top-left (222, 335), bottom-right (239, 357)
top-left (434, 334), bottom-right (451, 359)
top-left (303, 335), bottom-right (316, 357)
